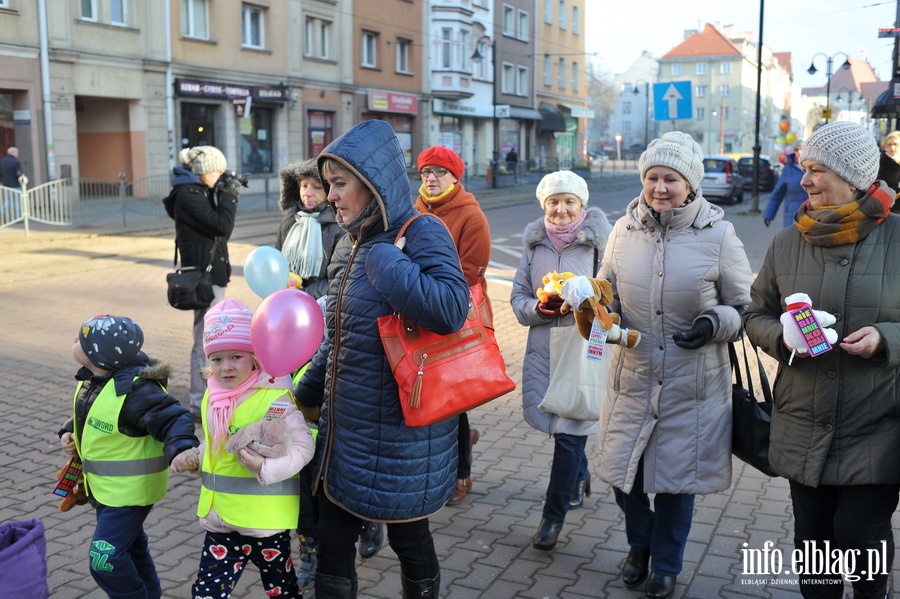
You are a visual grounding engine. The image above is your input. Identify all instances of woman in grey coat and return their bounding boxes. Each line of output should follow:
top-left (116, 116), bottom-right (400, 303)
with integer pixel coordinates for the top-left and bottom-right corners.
top-left (565, 132), bottom-right (752, 598)
top-left (510, 171), bottom-right (612, 552)
top-left (744, 122), bottom-right (900, 599)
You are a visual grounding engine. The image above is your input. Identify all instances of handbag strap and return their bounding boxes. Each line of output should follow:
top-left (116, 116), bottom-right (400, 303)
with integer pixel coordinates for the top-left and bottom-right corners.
top-left (395, 213), bottom-right (471, 279)
top-left (729, 329), bottom-right (774, 405)
top-left (174, 237), bottom-right (219, 273)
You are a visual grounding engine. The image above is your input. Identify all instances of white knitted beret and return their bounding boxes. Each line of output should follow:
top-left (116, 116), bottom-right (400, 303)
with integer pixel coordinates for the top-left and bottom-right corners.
top-left (801, 122), bottom-right (879, 191)
top-left (536, 170), bottom-right (589, 208)
top-left (638, 131), bottom-right (705, 191)
top-left (187, 146), bottom-right (227, 175)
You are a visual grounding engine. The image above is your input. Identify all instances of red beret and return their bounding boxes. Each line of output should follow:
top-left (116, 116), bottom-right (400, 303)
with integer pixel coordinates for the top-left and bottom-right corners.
top-left (417, 146), bottom-right (464, 180)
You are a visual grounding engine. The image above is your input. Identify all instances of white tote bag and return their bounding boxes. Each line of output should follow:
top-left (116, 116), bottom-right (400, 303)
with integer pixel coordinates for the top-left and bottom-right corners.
top-left (538, 324), bottom-right (610, 421)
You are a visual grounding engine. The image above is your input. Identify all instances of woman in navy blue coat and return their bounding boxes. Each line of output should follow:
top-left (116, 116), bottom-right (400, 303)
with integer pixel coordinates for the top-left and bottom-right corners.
top-left (294, 120), bottom-right (469, 598)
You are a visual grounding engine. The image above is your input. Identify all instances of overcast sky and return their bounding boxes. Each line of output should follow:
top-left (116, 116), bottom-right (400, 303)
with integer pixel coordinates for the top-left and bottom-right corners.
top-left (585, 0), bottom-right (897, 88)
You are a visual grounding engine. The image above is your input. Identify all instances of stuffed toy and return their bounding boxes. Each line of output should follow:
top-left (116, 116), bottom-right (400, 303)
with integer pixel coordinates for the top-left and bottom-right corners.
top-left (225, 418), bottom-right (291, 458)
top-left (536, 271), bottom-right (577, 304)
top-left (780, 292), bottom-right (838, 363)
top-left (54, 458), bottom-right (88, 512)
top-left (543, 272), bottom-right (641, 348)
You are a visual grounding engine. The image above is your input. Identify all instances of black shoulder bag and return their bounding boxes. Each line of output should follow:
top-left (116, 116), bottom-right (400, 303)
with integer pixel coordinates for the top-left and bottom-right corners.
top-left (166, 238), bottom-right (218, 310)
top-left (730, 332), bottom-right (780, 477)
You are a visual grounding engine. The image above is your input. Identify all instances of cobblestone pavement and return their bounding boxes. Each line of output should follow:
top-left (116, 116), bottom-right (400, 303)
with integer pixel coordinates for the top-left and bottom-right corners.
top-left (0, 177), bottom-right (894, 598)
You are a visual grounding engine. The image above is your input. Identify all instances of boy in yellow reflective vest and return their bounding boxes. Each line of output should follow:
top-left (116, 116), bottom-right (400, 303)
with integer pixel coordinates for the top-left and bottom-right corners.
top-left (176, 299), bottom-right (315, 598)
top-left (58, 315), bottom-right (199, 599)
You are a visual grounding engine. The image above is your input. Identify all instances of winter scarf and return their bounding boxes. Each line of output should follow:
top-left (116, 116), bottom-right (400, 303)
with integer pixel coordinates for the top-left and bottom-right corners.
top-left (207, 369), bottom-right (263, 453)
top-left (794, 183), bottom-right (893, 247)
top-left (281, 210), bottom-right (324, 278)
top-left (544, 210), bottom-right (587, 253)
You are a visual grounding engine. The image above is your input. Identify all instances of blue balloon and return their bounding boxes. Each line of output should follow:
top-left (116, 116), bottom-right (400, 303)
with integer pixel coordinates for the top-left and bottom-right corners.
top-left (244, 246), bottom-right (290, 298)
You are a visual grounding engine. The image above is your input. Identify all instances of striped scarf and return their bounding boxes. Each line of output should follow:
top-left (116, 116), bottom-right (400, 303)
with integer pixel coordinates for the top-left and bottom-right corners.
top-left (794, 183), bottom-right (893, 247)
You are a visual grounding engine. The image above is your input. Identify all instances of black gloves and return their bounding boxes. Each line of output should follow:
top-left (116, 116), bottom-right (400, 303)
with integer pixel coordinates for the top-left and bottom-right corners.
top-left (216, 171), bottom-right (248, 194)
top-left (537, 295), bottom-right (565, 318)
top-left (763, 218), bottom-right (772, 227)
top-left (673, 318), bottom-right (714, 350)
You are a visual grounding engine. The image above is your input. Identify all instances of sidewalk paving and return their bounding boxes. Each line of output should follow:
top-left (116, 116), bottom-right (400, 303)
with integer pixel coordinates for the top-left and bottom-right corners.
top-left (1, 177), bottom-right (895, 598)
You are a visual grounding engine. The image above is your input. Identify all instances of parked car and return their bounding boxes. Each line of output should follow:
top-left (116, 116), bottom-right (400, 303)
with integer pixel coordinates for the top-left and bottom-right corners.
top-left (737, 155), bottom-right (776, 192)
top-left (700, 156), bottom-right (744, 204)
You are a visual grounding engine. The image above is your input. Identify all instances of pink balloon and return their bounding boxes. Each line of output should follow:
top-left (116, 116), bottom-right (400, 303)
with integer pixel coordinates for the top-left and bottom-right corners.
top-left (251, 289), bottom-right (325, 377)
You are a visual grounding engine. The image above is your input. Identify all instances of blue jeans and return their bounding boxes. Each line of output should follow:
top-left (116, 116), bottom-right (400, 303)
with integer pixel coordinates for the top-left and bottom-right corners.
top-left (543, 433), bottom-right (588, 523)
top-left (90, 504), bottom-right (161, 599)
top-left (613, 458), bottom-right (695, 576)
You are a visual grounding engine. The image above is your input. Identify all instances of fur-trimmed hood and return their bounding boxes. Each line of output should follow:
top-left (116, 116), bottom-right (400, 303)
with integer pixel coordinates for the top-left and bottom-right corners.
top-left (522, 206), bottom-right (612, 251)
top-left (279, 159), bottom-right (321, 212)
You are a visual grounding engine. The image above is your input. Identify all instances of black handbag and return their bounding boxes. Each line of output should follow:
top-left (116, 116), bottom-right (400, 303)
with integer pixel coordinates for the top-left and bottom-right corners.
top-left (729, 334), bottom-right (779, 477)
top-left (166, 239), bottom-right (218, 311)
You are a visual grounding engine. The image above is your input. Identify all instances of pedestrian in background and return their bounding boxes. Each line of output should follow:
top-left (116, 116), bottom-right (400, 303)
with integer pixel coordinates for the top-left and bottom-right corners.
top-left (415, 145), bottom-right (492, 507)
top-left (565, 132), bottom-right (752, 599)
top-left (294, 120), bottom-right (469, 598)
top-left (59, 315), bottom-right (199, 599)
top-left (510, 170), bottom-right (611, 552)
top-left (877, 130), bottom-right (900, 209)
top-left (0, 146), bottom-right (23, 188)
top-left (163, 146), bottom-right (239, 418)
top-left (763, 145), bottom-right (806, 228)
top-left (745, 121), bottom-right (900, 599)
top-left (506, 146), bottom-right (519, 182)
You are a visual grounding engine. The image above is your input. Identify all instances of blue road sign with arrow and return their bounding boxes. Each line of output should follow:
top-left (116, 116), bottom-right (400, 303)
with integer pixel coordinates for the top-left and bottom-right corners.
top-left (653, 81), bottom-right (692, 121)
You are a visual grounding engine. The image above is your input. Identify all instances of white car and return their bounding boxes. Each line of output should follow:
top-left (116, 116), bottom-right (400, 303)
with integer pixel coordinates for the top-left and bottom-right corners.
top-left (700, 156), bottom-right (745, 205)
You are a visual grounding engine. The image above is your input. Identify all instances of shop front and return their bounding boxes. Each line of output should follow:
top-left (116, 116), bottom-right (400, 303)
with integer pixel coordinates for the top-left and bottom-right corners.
top-left (362, 90), bottom-right (419, 168)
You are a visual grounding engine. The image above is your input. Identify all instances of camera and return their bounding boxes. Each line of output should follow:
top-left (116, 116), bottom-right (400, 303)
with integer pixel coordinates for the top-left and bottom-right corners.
top-left (218, 171), bottom-right (250, 189)
top-left (236, 174), bottom-right (249, 188)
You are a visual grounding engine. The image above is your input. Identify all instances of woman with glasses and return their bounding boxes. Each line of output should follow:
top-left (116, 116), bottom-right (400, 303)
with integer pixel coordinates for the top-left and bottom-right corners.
top-left (413, 146), bottom-right (493, 507)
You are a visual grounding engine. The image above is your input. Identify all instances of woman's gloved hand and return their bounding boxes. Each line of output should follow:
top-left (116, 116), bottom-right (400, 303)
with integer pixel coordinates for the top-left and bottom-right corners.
top-left (537, 295), bottom-right (565, 318)
top-left (673, 318), bottom-right (714, 349)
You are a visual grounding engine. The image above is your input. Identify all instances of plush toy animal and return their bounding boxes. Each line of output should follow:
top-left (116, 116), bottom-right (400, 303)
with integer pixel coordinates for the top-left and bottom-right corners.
top-left (549, 273), bottom-right (642, 348)
top-left (780, 292), bottom-right (838, 362)
top-left (54, 459), bottom-right (89, 512)
top-left (536, 271), bottom-right (576, 304)
top-left (225, 418), bottom-right (291, 458)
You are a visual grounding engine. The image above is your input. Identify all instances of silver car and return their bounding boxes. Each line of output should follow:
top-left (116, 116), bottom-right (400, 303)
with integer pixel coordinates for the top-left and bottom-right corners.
top-left (700, 156), bottom-right (745, 204)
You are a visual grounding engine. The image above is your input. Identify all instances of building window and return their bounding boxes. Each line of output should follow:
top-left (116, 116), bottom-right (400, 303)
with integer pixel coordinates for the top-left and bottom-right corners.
top-left (181, 0), bottom-right (209, 39)
top-left (558, 57), bottom-right (565, 89)
top-left (543, 53), bottom-right (551, 86)
top-left (502, 63), bottom-right (514, 94)
top-left (724, 106), bottom-right (731, 120)
top-left (721, 84), bottom-right (730, 96)
top-left (572, 5), bottom-right (579, 34)
top-left (459, 30), bottom-right (469, 70)
top-left (396, 38), bottom-right (411, 74)
top-left (671, 63), bottom-right (681, 76)
top-left (503, 5), bottom-right (515, 35)
top-left (696, 107), bottom-right (705, 120)
top-left (696, 85), bottom-right (706, 97)
top-left (240, 107), bottom-right (273, 174)
top-left (517, 66), bottom-right (529, 95)
top-left (80, 0), bottom-right (96, 20)
top-left (362, 30), bottom-right (378, 68)
top-left (622, 121), bottom-right (631, 133)
top-left (517, 10), bottom-right (529, 41)
top-left (572, 61), bottom-right (579, 91)
top-left (305, 17), bottom-right (331, 59)
top-left (242, 5), bottom-right (265, 49)
top-left (308, 111), bottom-right (334, 157)
top-left (544, 0), bottom-right (552, 24)
top-left (441, 28), bottom-right (451, 69)
top-left (622, 101), bottom-right (631, 115)
top-left (111, 0), bottom-right (126, 25)
top-left (696, 62), bottom-right (707, 75)
top-left (559, 0), bottom-right (567, 29)
top-left (720, 61), bottom-right (731, 74)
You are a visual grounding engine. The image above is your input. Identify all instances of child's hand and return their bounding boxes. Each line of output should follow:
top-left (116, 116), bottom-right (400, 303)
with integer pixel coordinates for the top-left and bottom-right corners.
top-left (237, 447), bottom-right (264, 475)
top-left (171, 447), bottom-right (200, 473)
top-left (60, 432), bottom-right (77, 457)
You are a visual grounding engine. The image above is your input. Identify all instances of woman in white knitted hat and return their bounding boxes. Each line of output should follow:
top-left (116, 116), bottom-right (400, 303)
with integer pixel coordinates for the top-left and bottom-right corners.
top-left (745, 121), bottom-right (900, 599)
top-left (562, 131), bottom-right (753, 598)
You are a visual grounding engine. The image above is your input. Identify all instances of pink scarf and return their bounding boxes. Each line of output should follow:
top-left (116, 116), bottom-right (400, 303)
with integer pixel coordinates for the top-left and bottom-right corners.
top-left (207, 369), bottom-right (264, 452)
top-left (544, 210), bottom-right (587, 253)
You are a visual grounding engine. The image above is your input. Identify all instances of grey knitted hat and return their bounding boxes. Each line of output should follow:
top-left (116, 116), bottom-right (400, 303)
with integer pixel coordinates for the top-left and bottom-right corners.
top-left (638, 131), bottom-right (705, 191)
top-left (802, 122), bottom-right (879, 191)
top-left (536, 170), bottom-right (589, 208)
top-left (79, 315), bottom-right (144, 371)
top-left (186, 146), bottom-right (227, 175)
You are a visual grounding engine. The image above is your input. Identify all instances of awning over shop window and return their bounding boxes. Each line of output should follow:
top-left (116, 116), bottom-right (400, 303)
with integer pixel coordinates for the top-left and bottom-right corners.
top-left (508, 106), bottom-right (544, 120)
top-left (538, 102), bottom-right (567, 131)
top-left (557, 102), bottom-right (595, 119)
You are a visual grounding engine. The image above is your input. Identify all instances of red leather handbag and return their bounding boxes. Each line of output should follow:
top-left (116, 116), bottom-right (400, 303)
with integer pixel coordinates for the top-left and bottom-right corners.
top-left (377, 215), bottom-right (516, 427)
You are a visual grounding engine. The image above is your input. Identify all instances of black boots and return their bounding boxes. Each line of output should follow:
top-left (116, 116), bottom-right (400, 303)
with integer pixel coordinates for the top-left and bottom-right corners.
top-left (645, 572), bottom-right (677, 598)
top-left (622, 547), bottom-right (650, 588)
top-left (316, 572), bottom-right (358, 599)
top-left (401, 573), bottom-right (441, 598)
top-left (531, 518), bottom-right (563, 551)
top-left (569, 474), bottom-right (592, 509)
top-left (357, 520), bottom-right (384, 558)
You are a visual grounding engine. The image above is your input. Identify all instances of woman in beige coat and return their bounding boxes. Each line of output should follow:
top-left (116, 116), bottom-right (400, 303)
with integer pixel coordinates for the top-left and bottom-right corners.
top-left (565, 132), bottom-right (752, 598)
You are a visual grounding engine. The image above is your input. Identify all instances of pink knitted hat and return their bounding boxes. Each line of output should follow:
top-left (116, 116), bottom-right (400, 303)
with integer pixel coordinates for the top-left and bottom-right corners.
top-left (203, 299), bottom-right (254, 356)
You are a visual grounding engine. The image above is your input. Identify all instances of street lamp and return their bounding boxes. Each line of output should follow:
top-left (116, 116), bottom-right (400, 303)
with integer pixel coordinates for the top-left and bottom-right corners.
top-left (471, 35), bottom-right (497, 187)
top-left (632, 79), bottom-right (651, 147)
top-left (807, 52), bottom-right (851, 124)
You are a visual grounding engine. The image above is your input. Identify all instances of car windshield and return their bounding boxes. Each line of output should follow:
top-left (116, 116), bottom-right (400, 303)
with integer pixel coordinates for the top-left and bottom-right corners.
top-left (703, 159), bottom-right (729, 173)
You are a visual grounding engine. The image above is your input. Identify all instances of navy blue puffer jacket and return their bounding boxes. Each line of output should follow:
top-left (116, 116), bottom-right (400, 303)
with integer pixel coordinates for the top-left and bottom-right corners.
top-left (296, 120), bottom-right (469, 521)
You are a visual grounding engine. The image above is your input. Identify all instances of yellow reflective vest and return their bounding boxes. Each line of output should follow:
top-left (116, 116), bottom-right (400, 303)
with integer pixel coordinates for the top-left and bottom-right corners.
top-left (198, 388), bottom-right (301, 530)
top-left (73, 379), bottom-right (168, 507)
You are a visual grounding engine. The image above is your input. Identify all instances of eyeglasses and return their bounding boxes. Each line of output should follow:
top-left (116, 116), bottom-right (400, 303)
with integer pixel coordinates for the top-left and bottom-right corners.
top-left (419, 168), bottom-right (450, 179)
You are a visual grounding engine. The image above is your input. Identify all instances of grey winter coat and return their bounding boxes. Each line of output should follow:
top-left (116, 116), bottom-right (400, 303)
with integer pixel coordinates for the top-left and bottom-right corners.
top-left (597, 194), bottom-right (752, 495)
top-left (510, 207), bottom-right (612, 436)
top-left (744, 186), bottom-right (900, 487)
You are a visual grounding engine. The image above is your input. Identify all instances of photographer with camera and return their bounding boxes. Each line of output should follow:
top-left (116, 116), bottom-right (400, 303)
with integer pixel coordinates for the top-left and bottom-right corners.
top-left (163, 145), bottom-right (240, 419)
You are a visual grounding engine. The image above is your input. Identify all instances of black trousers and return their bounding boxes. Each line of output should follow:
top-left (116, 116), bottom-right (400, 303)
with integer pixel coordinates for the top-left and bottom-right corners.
top-left (789, 480), bottom-right (900, 599)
